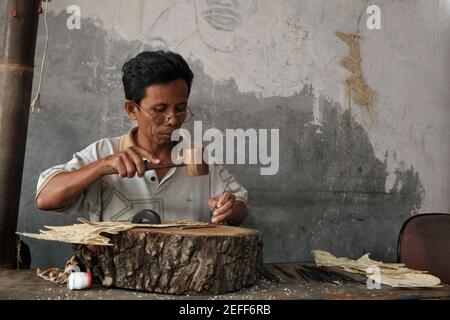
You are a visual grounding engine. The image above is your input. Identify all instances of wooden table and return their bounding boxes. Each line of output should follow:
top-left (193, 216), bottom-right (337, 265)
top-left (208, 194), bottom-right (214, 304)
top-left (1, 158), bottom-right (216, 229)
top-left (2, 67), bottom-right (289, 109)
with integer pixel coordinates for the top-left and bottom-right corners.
top-left (1, 263), bottom-right (449, 300)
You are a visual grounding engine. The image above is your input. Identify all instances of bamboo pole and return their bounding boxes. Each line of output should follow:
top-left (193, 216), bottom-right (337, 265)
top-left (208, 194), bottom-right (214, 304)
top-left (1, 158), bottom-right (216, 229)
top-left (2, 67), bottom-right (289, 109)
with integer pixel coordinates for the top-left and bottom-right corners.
top-left (0, 0), bottom-right (41, 268)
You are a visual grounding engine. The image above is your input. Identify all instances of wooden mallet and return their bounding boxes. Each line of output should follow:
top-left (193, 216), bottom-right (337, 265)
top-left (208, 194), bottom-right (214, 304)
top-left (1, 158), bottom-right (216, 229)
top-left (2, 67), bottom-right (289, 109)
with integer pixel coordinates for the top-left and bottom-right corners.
top-left (143, 148), bottom-right (209, 177)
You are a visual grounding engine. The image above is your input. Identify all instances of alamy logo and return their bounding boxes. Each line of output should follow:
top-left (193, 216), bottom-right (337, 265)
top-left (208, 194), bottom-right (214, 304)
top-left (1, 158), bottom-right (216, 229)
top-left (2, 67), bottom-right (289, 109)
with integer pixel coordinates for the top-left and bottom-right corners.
top-left (171, 121), bottom-right (279, 176)
top-left (66, 5), bottom-right (81, 30)
top-left (366, 5), bottom-right (382, 30)
top-left (366, 265), bottom-right (381, 289)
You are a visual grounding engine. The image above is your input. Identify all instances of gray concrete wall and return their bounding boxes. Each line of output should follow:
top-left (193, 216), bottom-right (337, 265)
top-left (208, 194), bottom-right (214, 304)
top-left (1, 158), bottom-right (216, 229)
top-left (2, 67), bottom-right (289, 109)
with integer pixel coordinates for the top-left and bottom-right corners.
top-left (1, 0), bottom-right (449, 268)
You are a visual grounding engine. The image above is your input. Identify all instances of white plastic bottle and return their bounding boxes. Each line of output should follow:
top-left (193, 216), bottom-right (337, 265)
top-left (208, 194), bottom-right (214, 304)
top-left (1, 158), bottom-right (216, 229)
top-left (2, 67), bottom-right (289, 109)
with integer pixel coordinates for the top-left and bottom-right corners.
top-left (67, 272), bottom-right (92, 290)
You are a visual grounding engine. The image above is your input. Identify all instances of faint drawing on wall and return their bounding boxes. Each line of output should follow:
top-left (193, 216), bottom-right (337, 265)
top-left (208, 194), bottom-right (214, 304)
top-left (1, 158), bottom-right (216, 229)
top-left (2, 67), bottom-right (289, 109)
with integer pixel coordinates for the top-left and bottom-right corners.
top-left (143, 0), bottom-right (309, 95)
top-left (194, 0), bottom-right (257, 52)
top-left (144, 0), bottom-right (258, 53)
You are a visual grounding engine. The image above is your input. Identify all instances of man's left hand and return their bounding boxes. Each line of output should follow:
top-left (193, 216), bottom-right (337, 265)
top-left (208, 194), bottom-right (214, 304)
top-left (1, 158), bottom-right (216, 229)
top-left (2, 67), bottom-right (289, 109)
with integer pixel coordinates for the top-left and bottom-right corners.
top-left (208, 191), bottom-right (235, 224)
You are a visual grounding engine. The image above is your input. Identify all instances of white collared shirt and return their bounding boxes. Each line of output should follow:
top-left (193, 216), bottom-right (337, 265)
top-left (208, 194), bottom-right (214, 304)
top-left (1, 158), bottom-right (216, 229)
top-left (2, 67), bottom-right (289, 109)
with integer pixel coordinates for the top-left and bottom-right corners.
top-left (36, 127), bottom-right (248, 222)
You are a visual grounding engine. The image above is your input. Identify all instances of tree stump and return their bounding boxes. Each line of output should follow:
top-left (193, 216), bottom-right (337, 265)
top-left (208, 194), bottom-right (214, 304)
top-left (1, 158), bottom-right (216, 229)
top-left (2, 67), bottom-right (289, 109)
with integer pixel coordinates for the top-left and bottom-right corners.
top-left (72, 225), bottom-right (263, 295)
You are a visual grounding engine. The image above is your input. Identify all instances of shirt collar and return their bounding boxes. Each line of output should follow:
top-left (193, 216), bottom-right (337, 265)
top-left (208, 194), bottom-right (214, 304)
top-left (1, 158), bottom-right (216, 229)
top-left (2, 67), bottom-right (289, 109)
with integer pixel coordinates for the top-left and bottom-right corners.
top-left (119, 127), bottom-right (138, 151)
top-left (119, 126), bottom-right (184, 161)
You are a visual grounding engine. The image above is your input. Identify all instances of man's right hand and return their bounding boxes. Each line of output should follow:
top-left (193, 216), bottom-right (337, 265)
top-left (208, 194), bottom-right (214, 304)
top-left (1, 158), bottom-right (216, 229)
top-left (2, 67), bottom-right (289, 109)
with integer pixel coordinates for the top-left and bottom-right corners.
top-left (97, 146), bottom-right (160, 178)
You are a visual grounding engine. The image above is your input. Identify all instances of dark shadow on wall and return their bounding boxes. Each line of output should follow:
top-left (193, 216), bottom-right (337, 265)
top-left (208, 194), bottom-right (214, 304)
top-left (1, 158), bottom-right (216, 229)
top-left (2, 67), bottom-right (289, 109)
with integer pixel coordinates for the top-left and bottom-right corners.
top-left (3, 12), bottom-right (424, 268)
top-left (188, 73), bottom-right (424, 263)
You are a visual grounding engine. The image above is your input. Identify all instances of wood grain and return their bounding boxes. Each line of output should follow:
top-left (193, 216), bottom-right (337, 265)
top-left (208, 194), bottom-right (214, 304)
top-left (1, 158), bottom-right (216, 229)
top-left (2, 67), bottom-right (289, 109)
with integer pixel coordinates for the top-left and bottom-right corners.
top-left (73, 225), bottom-right (263, 295)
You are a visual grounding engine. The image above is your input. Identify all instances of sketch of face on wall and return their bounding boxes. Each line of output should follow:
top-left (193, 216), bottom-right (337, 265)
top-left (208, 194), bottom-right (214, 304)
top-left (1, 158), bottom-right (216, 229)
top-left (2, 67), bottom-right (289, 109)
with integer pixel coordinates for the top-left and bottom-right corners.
top-left (143, 0), bottom-right (309, 96)
top-left (194, 0), bottom-right (257, 52)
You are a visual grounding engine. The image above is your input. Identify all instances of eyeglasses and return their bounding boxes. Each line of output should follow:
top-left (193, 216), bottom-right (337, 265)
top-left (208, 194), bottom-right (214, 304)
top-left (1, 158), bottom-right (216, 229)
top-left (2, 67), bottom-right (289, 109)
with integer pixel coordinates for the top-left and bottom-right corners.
top-left (133, 101), bottom-right (194, 125)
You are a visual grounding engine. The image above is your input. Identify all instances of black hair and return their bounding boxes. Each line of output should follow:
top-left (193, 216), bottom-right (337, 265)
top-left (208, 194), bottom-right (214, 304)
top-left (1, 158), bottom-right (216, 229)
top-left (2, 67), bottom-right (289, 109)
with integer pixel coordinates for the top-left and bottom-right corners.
top-left (122, 50), bottom-right (194, 104)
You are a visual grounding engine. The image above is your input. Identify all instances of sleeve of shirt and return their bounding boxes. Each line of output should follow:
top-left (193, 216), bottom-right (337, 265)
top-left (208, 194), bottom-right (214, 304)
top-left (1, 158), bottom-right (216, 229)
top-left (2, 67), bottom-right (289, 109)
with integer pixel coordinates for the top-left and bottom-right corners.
top-left (209, 164), bottom-right (248, 205)
top-left (35, 144), bottom-right (102, 221)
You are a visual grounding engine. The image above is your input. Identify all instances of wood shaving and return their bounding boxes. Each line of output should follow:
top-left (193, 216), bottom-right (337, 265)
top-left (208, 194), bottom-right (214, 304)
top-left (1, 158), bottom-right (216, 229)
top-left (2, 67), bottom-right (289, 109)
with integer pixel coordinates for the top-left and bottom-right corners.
top-left (313, 250), bottom-right (441, 288)
top-left (17, 220), bottom-right (211, 246)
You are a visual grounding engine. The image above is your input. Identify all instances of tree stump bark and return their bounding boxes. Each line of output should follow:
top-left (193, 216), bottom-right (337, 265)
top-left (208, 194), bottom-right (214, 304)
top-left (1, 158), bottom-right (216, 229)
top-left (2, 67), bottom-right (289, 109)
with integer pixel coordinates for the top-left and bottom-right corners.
top-left (72, 225), bottom-right (263, 295)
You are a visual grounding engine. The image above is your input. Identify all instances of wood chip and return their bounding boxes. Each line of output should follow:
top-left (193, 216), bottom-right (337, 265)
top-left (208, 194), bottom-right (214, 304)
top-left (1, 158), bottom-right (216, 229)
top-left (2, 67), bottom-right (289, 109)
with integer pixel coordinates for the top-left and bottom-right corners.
top-left (313, 249), bottom-right (441, 288)
top-left (17, 220), bottom-right (212, 246)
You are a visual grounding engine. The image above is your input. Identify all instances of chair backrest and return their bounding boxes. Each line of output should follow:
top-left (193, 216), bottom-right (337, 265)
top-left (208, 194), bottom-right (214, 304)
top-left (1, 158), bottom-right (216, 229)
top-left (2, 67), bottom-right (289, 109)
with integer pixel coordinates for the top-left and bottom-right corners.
top-left (397, 213), bottom-right (450, 284)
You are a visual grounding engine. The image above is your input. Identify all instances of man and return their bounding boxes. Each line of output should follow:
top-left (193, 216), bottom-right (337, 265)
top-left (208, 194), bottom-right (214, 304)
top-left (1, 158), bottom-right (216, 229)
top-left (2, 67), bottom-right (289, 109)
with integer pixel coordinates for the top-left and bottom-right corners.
top-left (36, 51), bottom-right (248, 225)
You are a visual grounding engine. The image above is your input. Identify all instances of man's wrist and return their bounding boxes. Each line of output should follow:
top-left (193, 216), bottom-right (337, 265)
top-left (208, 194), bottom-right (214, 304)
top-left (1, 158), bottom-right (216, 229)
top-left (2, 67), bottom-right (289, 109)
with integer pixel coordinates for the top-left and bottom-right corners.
top-left (92, 159), bottom-right (109, 178)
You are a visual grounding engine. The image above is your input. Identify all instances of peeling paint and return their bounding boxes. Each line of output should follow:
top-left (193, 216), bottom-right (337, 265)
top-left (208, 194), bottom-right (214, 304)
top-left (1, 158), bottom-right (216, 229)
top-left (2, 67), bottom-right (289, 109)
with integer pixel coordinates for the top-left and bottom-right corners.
top-left (336, 31), bottom-right (376, 127)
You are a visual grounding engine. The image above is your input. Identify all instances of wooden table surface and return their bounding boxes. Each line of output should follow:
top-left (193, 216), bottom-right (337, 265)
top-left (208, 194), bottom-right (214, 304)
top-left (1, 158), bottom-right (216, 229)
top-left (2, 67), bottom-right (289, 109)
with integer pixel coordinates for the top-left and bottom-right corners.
top-left (1, 262), bottom-right (449, 300)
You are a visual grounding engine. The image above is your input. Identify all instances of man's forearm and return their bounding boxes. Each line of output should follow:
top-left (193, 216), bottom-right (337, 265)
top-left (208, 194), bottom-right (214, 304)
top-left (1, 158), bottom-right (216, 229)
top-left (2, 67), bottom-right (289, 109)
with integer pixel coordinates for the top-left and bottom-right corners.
top-left (36, 160), bottom-right (104, 211)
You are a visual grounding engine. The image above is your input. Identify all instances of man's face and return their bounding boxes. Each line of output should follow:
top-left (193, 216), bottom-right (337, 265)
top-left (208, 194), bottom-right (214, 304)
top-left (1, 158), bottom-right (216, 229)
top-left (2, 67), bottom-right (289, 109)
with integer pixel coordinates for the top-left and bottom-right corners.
top-left (195, 0), bottom-right (256, 52)
top-left (134, 78), bottom-right (189, 146)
